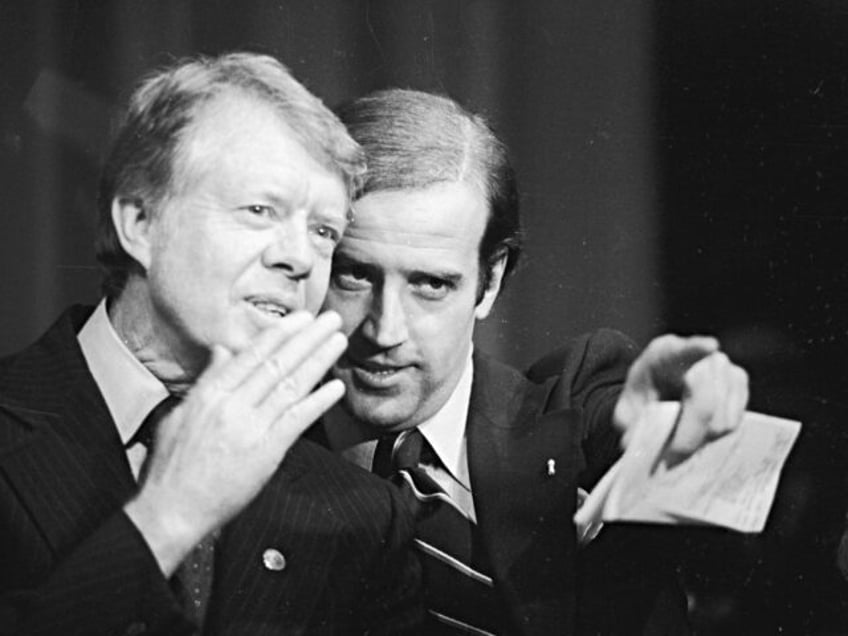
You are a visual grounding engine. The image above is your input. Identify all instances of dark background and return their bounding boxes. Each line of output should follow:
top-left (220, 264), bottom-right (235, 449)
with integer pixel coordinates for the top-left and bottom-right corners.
top-left (1, 1), bottom-right (846, 632)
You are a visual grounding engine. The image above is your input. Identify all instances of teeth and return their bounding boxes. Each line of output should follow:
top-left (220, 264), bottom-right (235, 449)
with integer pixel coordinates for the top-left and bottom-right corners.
top-left (252, 301), bottom-right (287, 318)
top-left (362, 365), bottom-right (397, 375)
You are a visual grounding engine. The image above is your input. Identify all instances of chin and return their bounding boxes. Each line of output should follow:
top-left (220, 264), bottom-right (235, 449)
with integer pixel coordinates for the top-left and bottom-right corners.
top-left (343, 392), bottom-right (414, 431)
top-left (218, 321), bottom-right (263, 354)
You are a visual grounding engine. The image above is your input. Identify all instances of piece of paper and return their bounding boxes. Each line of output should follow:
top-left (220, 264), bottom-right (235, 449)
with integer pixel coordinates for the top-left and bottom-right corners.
top-left (575, 402), bottom-right (801, 534)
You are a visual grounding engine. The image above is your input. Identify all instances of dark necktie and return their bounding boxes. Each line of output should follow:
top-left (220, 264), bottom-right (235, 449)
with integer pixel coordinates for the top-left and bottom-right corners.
top-left (134, 396), bottom-right (216, 632)
top-left (373, 429), bottom-right (508, 635)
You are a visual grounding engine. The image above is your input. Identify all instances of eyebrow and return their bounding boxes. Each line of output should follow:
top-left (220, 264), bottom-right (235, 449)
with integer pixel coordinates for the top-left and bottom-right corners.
top-left (313, 205), bottom-right (349, 228)
top-left (254, 186), bottom-right (348, 229)
top-left (412, 270), bottom-right (463, 285)
top-left (333, 251), bottom-right (465, 284)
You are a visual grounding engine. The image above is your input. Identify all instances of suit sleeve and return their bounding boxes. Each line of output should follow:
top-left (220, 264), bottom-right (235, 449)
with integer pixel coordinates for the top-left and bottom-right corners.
top-left (0, 504), bottom-right (195, 636)
top-left (526, 328), bottom-right (638, 488)
top-left (357, 482), bottom-right (425, 635)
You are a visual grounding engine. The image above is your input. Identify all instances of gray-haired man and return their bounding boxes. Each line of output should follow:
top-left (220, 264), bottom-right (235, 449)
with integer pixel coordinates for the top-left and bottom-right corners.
top-left (0, 55), bottom-right (421, 635)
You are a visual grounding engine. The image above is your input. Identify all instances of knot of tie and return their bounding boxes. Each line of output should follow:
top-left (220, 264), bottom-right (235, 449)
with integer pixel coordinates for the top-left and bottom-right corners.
top-left (371, 427), bottom-right (506, 633)
top-left (130, 395), bottom-right (181, 451)
top-left (372, 428), bottom-right (437, 478)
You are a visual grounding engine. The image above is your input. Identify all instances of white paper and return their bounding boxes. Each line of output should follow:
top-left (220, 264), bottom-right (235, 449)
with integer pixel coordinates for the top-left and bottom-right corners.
top-left (575, 402), bottom-right (801, 534)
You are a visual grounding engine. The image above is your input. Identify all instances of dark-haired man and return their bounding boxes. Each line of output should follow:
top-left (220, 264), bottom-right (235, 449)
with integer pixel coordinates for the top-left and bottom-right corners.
top-left (0, 54), bottom-right (421, 635)
top-left (317, 89), bottom-right (749, 635)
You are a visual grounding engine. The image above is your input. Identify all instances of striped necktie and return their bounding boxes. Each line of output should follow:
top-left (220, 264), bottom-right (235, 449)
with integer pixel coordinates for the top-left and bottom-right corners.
top-left (373, 429), bottom-right (509, 635)
top-left (134, 396), bottom-right (216, 632)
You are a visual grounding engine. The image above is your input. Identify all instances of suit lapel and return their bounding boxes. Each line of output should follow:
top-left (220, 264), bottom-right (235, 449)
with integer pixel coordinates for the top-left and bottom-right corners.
top-left (0, 307), bottom-right (136, 558)
top-left (468, 353), bottom-right (584, 634)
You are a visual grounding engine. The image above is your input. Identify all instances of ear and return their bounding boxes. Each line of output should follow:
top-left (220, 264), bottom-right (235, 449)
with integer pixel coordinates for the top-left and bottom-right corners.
top-left (111, 196), bottom-right (154, 271)
top-left (474, 249), bottom-right (508, 320)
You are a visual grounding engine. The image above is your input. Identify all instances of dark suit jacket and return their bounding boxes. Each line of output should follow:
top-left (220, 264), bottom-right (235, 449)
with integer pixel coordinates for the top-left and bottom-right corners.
top-left (0, 306), bottom-right (422, 636)
top-left (465, 329), bottom-right (688, 635)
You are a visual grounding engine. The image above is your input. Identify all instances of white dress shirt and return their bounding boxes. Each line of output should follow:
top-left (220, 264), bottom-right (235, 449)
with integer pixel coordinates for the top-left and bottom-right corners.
top-left (77, 300), bottom-right (169, 479)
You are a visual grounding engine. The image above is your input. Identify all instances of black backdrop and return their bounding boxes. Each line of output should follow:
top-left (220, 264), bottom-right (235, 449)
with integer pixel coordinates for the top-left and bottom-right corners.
top-left (1, 1), bottom-right (846, 632)
top-left (656, 2), bottom-right (848, 632)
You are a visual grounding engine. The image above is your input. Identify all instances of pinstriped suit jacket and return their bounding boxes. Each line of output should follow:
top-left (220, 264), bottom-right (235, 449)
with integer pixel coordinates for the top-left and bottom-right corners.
top-left (0, 306), bottom-right (423, 636)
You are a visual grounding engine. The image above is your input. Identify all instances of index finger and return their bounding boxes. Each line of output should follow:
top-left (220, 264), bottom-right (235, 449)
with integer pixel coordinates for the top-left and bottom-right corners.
top-left (629, 334), bottom-right (720, 400)
top-left (616, 334), bottom-right (720, 437)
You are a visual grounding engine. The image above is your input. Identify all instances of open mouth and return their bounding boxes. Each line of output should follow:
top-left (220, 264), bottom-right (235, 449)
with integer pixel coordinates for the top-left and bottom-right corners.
top-left (359, 360), bottom-right (401, 375)
top-left (248, 299), bottom-right (291, 319)
top-left (345, 357), bottom-right (410, 389)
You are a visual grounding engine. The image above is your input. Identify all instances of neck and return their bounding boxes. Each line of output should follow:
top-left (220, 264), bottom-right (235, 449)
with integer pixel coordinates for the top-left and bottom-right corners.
top-left (108, 280), bottom-right (202, 394)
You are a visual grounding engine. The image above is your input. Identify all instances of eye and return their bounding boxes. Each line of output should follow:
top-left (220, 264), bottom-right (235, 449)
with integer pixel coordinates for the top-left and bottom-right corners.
top-left (414, 276), bottom-right (453, 300)
top-left (243, 204), bottom-right (275, 218)
top-left (331, 262), bottom-right (372, 291)
top-left (314, 224), bottom-right (342, 245)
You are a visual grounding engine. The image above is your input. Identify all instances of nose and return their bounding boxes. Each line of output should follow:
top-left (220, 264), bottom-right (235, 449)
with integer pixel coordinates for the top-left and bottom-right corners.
top-left (262, 217), bottom-right (314, 281)
top-left (362, 284), bottom-right (409, 349)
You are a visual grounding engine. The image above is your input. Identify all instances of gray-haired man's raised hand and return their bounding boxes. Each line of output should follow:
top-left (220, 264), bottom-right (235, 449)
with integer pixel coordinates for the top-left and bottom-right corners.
top-left (125, 311), bottom-right (347, 575)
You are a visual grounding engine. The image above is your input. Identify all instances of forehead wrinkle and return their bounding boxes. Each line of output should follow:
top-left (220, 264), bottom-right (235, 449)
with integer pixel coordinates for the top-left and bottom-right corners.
top-left (177, 115), bottom-right (345, 221)
top-left (344, 182), bottom-right (488, 264)
top-left (176, 91), bottom-right (319, 190)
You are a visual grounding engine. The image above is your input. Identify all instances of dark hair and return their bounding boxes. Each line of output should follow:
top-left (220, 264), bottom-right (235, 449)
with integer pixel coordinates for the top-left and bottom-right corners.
top-left (96, 51), bottom-right (364, 298)
top-left (336, 89), bottom-right (522, 301)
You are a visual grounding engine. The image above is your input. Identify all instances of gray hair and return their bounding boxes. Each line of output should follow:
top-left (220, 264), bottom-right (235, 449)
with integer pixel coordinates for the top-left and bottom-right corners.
top-left (96, 51), bottom-right (365, 297)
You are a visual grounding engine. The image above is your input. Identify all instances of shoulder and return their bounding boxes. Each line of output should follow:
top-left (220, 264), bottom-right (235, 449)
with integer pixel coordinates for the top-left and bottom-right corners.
top-left (0, 333), bottom-right (58, 446)
top-left (520, 330), bottom-right (636, 457)
top-left (286, 438), bottom-right (407, 521)
top-left (0, 307), bottom-right (92, 441)
top-left (525, 328), bottom-right (638, 384)
top-left (280, 439), bottom-right (415, 564)
top-left (0, 306), bottom-right (92, 401)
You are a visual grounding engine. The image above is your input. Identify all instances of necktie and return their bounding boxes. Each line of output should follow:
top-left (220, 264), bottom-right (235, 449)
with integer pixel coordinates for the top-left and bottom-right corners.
top-left (134, 396), bottom-right (216, 632)
top-left (373, 429), bottom-right (508, 635)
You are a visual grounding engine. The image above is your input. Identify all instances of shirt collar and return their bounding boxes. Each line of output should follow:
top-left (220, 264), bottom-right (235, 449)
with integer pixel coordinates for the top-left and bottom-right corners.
top-left (416, 352), bottom-right (474, 490)
top-left (77, 299), bottom-right (169, 446)
top-left (324, 350), bottom-right (474, 489)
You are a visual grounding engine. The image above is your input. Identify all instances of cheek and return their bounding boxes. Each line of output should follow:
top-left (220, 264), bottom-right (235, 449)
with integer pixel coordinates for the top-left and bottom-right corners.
top-left (420, 303), bottom-right (476, 364)
top-left (148, 237), bottom-right (196, 298)
top-left (157, 228), bottom-right (218, 282)
top-left (302, 259), bottom-right (330, 314)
